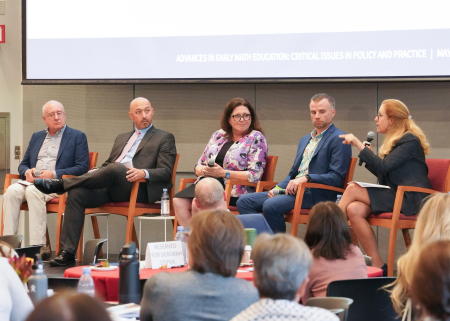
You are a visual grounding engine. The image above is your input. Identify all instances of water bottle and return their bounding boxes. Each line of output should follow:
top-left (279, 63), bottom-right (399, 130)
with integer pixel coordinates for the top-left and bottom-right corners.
top-left (118, 242), bottom-right (140, 304)
top-left (336, 194), bottom-right (342, 205)
top-left (28, 254), bottom-right (48, 305)
top-left (174, 226), bottom-right (187, 265)
top-left (161, 188), bottom-right (170, 217)
top-left (77, 267), bottom-right (95, 297)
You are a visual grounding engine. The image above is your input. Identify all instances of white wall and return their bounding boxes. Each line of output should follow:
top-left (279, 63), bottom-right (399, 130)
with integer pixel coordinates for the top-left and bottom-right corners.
top-left (0, 0), bottom-right (23, 172)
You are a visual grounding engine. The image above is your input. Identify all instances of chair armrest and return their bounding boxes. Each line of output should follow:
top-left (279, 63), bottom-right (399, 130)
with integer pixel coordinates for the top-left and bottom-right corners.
top-left (300, 182), bottom-right (345, 194)
top-left (62, 175), bottom-right (77, 179)
top-left (3, 174), bottom-right (22, 193)
top-left (178, 178), bottom-right (197, 192)
top-left (255, 181), bottom-right (279, 193)
top-left (398, 185), bottom-right (439, 195)
top-left (6, 174), bottom-right (21, 179)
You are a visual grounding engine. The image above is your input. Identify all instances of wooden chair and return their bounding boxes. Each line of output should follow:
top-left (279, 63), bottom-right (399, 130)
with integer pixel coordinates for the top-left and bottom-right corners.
top-left (69, 154), bottom-right (180, 262)
top-left (1, 152), bottom-right (98, 253)
top-left (255, 157), bottom-right (358, 237)
top-left (226, 155), bottom-right (279, 213)
top-left (366, 158), bottom-right (450, 277)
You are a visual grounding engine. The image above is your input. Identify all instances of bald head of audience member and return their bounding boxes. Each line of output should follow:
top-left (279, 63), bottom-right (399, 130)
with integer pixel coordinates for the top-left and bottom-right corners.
top-left (252, 233), bottom-right (312, 302)
top-left (193, 178), bottom-right (228, 211)
top-left (129, 97), bottom-right (154, 130)
top-left (42, 100), bottom-right (66, 136)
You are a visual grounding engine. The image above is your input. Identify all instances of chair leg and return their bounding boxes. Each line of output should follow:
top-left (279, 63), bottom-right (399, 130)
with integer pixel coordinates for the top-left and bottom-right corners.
top-left (55, 212), bottom-right (64, 254)
top-left (77, 227), bottom-right (84, 263)
top-left (402, 229), bottom-right (412, 249)
top-left (46, 226), bottom-right (52, 253)
top-left (387, 227), bottom-right (398, 277)
top-left (90, 216), bottom-right (103, 257)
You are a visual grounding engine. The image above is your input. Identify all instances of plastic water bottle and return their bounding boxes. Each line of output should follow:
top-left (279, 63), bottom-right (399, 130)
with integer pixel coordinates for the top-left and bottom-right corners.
top-left (174, 226), bottom-right (187, 265)
top-left (78, 267), bottom-right (95, 297)
top-left (28, 254), bottom-right (48, 305)
top-left (161, 188), bottom-right (170, 217)
top-left (336, 195), bottom-right (342, 205)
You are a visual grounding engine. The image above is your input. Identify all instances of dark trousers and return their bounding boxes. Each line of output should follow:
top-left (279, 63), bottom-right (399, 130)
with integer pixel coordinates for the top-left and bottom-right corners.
top-left (60, 163), bottom-right (148, 254)
top-left (236, 190), bottom-right (315, 233)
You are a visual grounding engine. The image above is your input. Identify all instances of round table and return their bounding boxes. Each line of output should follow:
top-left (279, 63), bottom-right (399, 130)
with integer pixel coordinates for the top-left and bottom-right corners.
top-left (64, 265), bottom-right (382, 302)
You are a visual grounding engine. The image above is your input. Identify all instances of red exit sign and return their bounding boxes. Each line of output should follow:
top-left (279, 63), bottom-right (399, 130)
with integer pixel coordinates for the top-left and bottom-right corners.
top-left (0, 25), bottom-right (4, 43)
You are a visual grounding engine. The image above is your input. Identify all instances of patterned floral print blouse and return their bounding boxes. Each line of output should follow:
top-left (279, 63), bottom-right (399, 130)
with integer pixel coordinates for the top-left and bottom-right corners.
top-left (196, 129), bottom-right (268, 198)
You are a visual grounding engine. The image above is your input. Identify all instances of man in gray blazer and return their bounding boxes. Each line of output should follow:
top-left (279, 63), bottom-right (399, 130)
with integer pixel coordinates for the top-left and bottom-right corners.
top-left (35, 97), bottom-right (177, 266)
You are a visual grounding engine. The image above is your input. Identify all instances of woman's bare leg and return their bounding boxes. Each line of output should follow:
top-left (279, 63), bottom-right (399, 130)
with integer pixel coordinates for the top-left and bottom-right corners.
top-left (339, 183), bottom-right (385, 268)
top-left (173, 198), bottom-right (193, 228)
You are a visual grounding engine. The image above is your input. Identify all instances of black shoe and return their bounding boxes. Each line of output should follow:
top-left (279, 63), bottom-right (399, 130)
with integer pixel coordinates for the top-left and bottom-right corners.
top-left (49, 250), bottom-right (75, 266)
top-left (381, 263), bottom-right (388, 277)
top-left (40, 244), bottom-right (51, 261)
top-left (34, 179), bottom-right (66, 195)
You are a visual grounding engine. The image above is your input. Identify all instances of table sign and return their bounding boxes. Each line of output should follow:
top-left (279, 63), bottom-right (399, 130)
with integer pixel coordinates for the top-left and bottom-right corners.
top-left (145, 241), bottom-right (184, 269)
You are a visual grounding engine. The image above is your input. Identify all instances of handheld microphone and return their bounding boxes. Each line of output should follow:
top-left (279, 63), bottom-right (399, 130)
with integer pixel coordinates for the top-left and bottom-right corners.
top-left (207, 158), bottom-right (215, 167)
top-left (33, 170), bottom-right (41, 177)
top-left (272, 189), bottom-right (286, 195)
top-left (359, 131), bottom-right (376, 166)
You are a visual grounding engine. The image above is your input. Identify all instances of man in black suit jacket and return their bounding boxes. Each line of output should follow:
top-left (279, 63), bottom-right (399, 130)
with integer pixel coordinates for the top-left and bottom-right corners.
top-left (35, 97), bottom-right (177, 266)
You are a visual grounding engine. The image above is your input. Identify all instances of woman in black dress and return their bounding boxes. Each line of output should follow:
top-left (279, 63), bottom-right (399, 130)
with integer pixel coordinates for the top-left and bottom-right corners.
top-left (338, 99), bottom-right (431, 273)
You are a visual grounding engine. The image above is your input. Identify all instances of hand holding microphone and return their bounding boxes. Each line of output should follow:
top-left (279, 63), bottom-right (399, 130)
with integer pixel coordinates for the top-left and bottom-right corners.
top-left (33, 169), bottom-right (41, 177)
top-left (359, 131), bottom-right (375, 166)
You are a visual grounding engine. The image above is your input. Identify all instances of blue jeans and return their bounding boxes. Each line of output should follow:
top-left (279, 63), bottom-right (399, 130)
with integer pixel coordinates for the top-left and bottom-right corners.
top-left (236, 190), bottom-right (315, 233)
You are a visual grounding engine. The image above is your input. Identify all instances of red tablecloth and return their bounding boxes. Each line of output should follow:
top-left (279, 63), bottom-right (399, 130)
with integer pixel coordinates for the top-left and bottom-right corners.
top-left (64, 266), bottom-right (254, 301)
top-left (64, 265), bottom-right (382, 301)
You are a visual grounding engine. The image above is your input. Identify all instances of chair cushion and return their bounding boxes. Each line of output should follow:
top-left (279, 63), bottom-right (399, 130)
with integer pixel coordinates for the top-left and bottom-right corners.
top-left (229, 206), bottom-right (238, 212)
top-left (286, 209), bottom-right (311, 215)
top-left (47, 199), bottom-right (65, 204)
top-left (368, 213), bottom-right (417, 221)
top-left (100, 202), bottom-right (159, 209)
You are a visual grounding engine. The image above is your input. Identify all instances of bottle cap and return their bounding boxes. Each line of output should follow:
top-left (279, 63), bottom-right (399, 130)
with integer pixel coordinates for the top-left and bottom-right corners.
top-left (177, 226), bottom-right (184, 231)
top-left (337, 195), bottom-right (342, 199)
top-left (82, 267), bottom-right (91, 275)
top-left (163, 188), bottom-right (167, 191)
top-left (244, 245), bottom-right (252, 250)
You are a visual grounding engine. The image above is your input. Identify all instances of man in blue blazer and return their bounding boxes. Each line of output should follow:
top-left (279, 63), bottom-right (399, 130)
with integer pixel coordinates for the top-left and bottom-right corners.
top-left (237, 93), bottom-right (352, 233)
top-left (2, 100), bottom-right (89, 259)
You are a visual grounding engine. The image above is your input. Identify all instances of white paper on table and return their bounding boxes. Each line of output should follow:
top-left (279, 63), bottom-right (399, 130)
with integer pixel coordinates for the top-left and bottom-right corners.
top-left (18, 180), bottom-right (33, 187)
top-left (348, 181), bottom-right (391, 189)
top-left (145, 241), bottom-right (184, 269)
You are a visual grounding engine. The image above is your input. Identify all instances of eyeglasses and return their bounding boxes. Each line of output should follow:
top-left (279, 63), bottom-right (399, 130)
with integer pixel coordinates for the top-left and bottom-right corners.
top-left (375, 113), bottom-right (385, 120)
top-left (44, 111), bottom-right (65, 118)
top-left (231, 113), bottom-right (251, 121)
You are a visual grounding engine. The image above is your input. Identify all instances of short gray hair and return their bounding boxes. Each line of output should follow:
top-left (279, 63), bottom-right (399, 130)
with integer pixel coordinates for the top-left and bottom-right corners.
top-left (311, 93), bottom-right (335, 110)
top-left (252, 234), bottom-right (312, 300)
top-left (194, 178), bottom-right (224, 209)
top-left (42, 100), bottom-right (65, 116)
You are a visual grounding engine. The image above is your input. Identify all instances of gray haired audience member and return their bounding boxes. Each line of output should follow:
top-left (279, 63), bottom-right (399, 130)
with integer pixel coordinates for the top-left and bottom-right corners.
top-left (193, 178), bottom-right (273, 234)
top-left (231, 234), bottom-right (339, 321)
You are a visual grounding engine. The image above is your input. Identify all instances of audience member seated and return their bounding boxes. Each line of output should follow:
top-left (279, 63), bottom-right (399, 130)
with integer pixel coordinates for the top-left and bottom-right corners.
top-left (339, 99), bottom-right (431, 273)
top-left (410, 240), bottom-right (450, 321)
top-left (140, 209), bottom-right (259, 321)
top-left (231, 233), bottom-right (339, 321)
top-left (25, 292), bottom-right (111, 321)
top-left (173, 98), bottom-right (268, 228)
top-left (302, 202), bottom-right (367, 302)
top-left (390, 193), bottom-right (450, 317)
top-left (0, 257), bottom-right (33, 321)
top-left (0, 240), bottom-right (18, 258)
top-left (237, 93), bottom-right (352, 233)
top-left (193, 177), bottom-right (273, 234)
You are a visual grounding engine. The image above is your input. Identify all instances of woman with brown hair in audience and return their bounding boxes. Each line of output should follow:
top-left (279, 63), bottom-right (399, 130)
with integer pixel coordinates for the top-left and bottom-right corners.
top-left (302, 201), bottom-right (367, 302)
top-left (410, 240), bottom-right (450, 321)
top-left (390, 193), bottom-right (450, 318)
top-left (140, 209), bottom-right (259, 321)
top-left (338, 99), bottom-right (431, 274)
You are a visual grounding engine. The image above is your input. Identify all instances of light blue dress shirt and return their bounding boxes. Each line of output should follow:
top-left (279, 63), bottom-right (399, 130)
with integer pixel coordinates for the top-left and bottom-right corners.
top-left (120, 124), bottom-right (152, 179)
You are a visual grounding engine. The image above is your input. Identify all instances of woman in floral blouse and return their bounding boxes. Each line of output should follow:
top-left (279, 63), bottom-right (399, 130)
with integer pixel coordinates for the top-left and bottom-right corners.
top-left (174, 98), bottom-right (268, 227)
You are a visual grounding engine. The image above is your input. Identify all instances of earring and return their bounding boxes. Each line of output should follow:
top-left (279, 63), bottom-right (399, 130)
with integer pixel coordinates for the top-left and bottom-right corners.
top-left (388, 126), bottom-right (391, 130)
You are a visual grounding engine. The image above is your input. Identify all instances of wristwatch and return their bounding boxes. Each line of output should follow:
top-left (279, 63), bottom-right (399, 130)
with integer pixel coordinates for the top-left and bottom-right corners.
top-left (225, 171), bottom-right (231, 178)
top-left (305, 174), bottom-right (311, 183)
